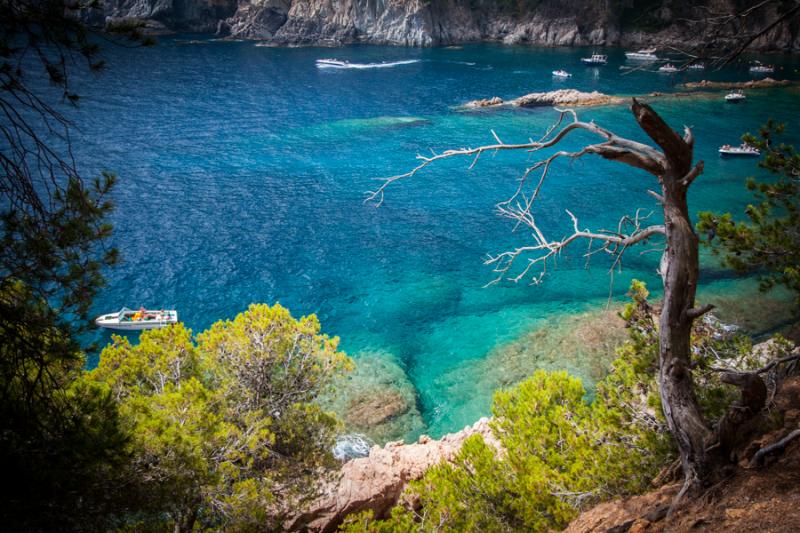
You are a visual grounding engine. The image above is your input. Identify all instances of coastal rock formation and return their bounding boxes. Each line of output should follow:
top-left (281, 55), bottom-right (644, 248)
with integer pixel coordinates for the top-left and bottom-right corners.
top-left (512, 89), bottom-right (624, 108)
top-left (464, 90), bottom-right (622, 110)
top-left (98, 0), bottom-right (238, 33)
top-left (87, 0), bottom-right (800, 50)
top-left (290, 417), bottom-right (499, 532)
top-left (681, 78), bottom-right (793, 90)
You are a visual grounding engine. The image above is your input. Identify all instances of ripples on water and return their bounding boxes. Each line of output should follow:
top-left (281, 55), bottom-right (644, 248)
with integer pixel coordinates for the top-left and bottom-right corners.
top-left (50, 39), bottom-right (800, 441)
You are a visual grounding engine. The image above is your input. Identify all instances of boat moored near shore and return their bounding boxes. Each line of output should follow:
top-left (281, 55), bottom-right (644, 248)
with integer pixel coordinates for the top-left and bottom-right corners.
top-left (95, 308), bottom-right (178, 331)
top-left (580, 53), bottom-right (607, 65)
top-left (719, 143), bottom-right (760, 157)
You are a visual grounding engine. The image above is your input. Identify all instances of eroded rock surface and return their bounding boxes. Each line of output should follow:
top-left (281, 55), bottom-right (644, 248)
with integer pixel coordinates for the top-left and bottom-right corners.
top-left (290, 417), bottom-right (499, 532)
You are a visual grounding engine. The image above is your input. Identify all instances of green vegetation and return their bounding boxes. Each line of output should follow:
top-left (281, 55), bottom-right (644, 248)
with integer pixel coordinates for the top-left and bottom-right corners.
top-left (699, 122), bottom-right (800, 308)
top-left (89, 304), bottom-right (352, 531)
top-left (339, 281), bottom-right (772, 532)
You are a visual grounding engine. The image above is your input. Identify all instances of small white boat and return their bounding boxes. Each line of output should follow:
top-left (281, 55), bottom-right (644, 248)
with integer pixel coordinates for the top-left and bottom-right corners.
top-left (658, 63), bottom-right (678, 73)
top-left (625, 48), bottom-right (659, 61)
top-left (688, 63), bottom-right (705, 70)
top-left (725, 90), bottom-right (746, 102)
top-left (719, 144), bottom-right (760, 157)
top-left (316, 58), bottom-right (349, 67)
top-left (552, 69), bottom-right (572, 78)
top-left (581, 53), bottom-right (607, 65)
top-left (749, 61), bottom-right (774, 74)
top-left (95, 308), bottom-right (178, 331)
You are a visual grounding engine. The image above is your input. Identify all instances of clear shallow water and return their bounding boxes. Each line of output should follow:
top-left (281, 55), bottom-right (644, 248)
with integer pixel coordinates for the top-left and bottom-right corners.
top-left (53, 39), bottom-right (800, 440)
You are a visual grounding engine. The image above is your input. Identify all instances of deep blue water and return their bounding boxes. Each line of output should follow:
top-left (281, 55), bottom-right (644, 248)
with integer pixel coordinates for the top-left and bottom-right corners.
top-left (51, 39), bottom-right (800, 439)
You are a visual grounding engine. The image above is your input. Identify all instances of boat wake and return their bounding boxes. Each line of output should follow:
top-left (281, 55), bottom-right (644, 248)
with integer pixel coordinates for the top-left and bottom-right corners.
top-left (316, 58), bottom-right (421, 70)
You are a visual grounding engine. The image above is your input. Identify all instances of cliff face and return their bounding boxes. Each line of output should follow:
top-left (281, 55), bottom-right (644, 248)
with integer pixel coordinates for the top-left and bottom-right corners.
top-left (220, 0), bottom-right (618, 46)
top-left (94, 0), bottom-right (800, 50)
top-left (99, 0), bottom-right (238, 33)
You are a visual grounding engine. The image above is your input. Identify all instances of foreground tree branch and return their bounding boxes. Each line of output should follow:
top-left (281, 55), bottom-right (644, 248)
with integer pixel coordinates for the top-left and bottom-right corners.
top-left (369, 99), bottom-right (726, 495)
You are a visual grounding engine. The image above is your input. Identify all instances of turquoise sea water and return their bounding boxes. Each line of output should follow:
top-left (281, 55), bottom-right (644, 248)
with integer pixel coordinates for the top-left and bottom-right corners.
top-left (53, 40), bottom-right (800, 440)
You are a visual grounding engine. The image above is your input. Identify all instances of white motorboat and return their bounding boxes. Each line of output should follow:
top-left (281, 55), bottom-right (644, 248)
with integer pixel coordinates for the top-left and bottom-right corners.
top-left (625, 48), bottom-right (659, 61)
top-left (316, 58), bottom-right (349, 67)
top-left (725, 90), bottom-right (746, 102)
top-left (95, 308), bottom-right (178, 331)
top-left (749, 61), bottom-right (774, 74)
top-left (688, 63), bottom-right (705, 70)
top-left (719, 144), bottom-right (760, 157)
top-left (581, 53), bottom-right (607, 65)
top-left (552, 69), bottom-right (572, 78)
top-left (658, 63), bottom-right (678, 73)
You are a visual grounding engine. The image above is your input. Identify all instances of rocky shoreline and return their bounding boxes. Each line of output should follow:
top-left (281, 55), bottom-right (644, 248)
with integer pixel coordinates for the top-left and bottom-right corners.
top-left (290, 417), bottom-right (499, 532)
top-left (460, 79), bottom-right (796, 112)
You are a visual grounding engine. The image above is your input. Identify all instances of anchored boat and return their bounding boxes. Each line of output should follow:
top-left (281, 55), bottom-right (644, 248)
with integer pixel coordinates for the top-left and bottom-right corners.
top-left (725, 90), bottom-right (746, 102)
top-left (625, 48), bottom-right (659, 61)
top-left (658, 63), bottom-right (678, 73)
top-left (749, 61), bottom-right (775, 74)
top-left (719, 144), bottom-right (760, 157)
top-left (580, 53), bottom-right (607, 65)
top-left (552, 69), bottom-right (572, 78)
top-left (95, 308), bottom-right (178, 331)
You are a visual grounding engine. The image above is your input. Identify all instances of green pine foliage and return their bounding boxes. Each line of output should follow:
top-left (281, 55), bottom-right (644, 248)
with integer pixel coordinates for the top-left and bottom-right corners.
top-left (698, 121), bottom-right (800, 307)
top-left (89, 303), bottom-right (352, 532)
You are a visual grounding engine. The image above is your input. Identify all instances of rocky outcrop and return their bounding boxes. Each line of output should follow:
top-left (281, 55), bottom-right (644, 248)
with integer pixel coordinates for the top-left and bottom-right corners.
top-left (289, 417), bottom-right (499, 532)
top-left (464, 89), bottom-right (623, 110)
top-left (681, 77), bottom-right (794, 90)
top-left (88, 0), bottom-right (800, 50)
top-left (512, 89), bottom-right (624, 108)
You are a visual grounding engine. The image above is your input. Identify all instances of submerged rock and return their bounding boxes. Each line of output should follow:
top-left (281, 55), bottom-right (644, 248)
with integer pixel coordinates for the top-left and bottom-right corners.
top-left (319, 351), bottom-right (425, 444)
top-left (345, 387), bottom-right (409, 428)
top-left (464, 96), bottom-right (504, 108)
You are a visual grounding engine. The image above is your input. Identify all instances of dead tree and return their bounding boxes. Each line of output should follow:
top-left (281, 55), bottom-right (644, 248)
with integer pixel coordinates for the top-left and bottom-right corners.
top-left (367, 99), bottom-right (721, 493)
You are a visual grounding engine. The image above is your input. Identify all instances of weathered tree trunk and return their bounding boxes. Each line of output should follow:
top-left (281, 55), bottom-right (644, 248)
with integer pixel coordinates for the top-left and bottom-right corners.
top-left (631, 100), bottom-right (714, 490)
top-left (658, 184), bottom-right (713, 488)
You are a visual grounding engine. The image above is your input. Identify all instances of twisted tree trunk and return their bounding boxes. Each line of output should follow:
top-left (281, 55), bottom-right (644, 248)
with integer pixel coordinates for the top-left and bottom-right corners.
top-left (631, 100), bottom-right (714, 491)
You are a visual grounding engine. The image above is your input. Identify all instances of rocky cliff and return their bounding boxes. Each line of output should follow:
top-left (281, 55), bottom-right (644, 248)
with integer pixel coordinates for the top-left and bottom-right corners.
top-left (91, 0), bottom-right (800, 50)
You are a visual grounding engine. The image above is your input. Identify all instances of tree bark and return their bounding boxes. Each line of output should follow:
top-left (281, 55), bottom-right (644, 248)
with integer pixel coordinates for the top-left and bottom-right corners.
top-left (631, 100), bottom-right (714, 490)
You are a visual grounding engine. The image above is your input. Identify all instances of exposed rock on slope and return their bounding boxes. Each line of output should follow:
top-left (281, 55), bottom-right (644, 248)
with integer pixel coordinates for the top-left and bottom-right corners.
top-left (565, 376), bottom-right (800, 533)
top-left (289, 417), bottom-right (499, 532)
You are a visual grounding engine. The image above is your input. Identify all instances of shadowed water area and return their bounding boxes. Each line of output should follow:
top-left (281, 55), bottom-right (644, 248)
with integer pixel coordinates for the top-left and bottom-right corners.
top-left (49, 39), bottom-right (800, 441)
